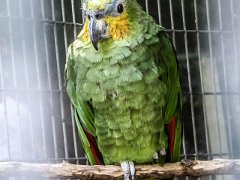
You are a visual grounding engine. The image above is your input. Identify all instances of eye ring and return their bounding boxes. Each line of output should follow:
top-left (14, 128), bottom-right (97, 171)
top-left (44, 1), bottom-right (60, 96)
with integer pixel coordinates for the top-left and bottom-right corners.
top-left (117, 3), bottom-right (124, 14)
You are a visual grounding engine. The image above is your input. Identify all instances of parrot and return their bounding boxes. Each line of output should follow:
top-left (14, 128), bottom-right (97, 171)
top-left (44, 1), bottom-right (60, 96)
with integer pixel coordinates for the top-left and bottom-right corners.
top-left (65, 0), bottom-right (182, 179)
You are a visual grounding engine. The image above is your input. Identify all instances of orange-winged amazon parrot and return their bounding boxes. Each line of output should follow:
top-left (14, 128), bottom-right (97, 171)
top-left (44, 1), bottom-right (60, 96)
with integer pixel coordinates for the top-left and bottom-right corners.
top-left (65, 0), bottom-right (182, 179)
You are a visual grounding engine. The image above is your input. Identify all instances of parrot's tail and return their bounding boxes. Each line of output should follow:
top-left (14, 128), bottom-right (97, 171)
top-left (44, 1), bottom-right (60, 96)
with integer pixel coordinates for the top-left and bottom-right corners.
top-left (167, 115), bottom-right (182, 163)
top-left (84, 130), bottom-right (104, 165)
top-left (168, 116), bottom-right (177, 156)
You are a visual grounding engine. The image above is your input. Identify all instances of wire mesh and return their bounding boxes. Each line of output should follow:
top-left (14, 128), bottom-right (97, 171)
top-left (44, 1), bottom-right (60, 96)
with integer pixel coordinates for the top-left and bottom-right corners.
top-left (0, 0), bottom-right (240, 179)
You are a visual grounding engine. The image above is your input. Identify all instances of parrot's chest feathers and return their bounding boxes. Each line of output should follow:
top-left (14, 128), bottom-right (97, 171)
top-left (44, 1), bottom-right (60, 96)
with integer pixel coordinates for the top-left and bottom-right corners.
top-left (82, 63), bottom-right (146, 107)
top-left (79, 29), bottom-right (166, 107)
top-left (82, 48), bottom-right (166, 164)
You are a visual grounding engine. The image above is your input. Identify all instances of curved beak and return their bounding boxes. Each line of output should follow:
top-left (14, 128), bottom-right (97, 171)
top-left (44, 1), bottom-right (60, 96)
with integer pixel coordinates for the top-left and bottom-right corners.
top-left (89, 14), bottom-right (107, 51)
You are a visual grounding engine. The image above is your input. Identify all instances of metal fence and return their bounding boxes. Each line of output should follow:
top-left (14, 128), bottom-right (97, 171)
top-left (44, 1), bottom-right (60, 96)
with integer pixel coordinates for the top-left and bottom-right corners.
top-left (0, 0), bottom-right (240, 179)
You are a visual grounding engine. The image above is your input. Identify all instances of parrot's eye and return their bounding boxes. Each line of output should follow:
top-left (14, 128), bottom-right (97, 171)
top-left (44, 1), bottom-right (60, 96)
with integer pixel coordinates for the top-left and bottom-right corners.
top-left (117, 3), bottom-right (124, 14)
top-left (87, 14), bottom-right (91, 21)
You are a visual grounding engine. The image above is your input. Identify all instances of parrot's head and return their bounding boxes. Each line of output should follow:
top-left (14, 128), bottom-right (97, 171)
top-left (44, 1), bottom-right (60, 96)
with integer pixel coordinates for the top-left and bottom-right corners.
top-left (82, 0), bottom-right (138, 50)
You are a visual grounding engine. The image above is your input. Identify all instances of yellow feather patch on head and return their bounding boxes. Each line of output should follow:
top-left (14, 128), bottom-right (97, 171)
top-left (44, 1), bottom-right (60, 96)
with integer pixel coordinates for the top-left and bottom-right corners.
top-left (84, 0), bottom-right (113, 11)
top-left (79, 12), bottom-right (131, 42)
top-left (105, 12), bottom-right (130, 40)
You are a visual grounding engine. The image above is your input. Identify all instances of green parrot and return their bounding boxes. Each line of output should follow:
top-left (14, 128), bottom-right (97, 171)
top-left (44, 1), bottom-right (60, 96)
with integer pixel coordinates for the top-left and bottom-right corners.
top-left (65, 0), bottom-right (182, 179)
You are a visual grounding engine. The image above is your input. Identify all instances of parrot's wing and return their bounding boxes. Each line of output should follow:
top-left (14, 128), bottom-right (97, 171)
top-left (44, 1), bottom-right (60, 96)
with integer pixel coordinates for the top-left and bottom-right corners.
top-left (156, 31), bottom-right (182, 162)
top-left (65, 45), bottom-right (103, 165)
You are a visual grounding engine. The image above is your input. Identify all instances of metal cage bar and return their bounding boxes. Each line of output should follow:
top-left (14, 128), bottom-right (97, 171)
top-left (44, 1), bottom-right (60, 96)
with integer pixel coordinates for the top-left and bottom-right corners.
top-left (216, 0), bottom-right (233, 158)
top-left (6, 0), bottom-right (24, 161)
top-left (181, 0), bottom-right (199, 159)
top-left (0, 48), bottom-right (11, 161)
top-left (193, 0), bottom-right (211, 160)
top-left (205, 0), bottom-right (223, 158)
top-left (19, 0), bottom-right (36, 161)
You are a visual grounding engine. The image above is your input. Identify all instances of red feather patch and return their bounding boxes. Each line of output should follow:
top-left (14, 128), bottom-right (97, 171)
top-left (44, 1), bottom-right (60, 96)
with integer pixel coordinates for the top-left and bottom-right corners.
top-left (168, 116), bottom-right (177, 155)
top-left (84, 130), bottom-right (103, 165)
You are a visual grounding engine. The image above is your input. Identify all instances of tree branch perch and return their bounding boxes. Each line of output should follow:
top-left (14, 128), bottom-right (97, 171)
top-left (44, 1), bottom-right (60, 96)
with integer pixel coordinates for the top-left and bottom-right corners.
top-left (0, 159), bottom-right (240, 179)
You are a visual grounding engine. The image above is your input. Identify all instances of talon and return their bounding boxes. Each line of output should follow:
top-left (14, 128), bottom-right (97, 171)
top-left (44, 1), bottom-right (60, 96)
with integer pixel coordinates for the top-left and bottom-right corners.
top-left (121, 161), bottom-right (130, 180)
top-left (160, 148), bottom-right (166, 156)
top-left (153, 152), bottom-right (159, 159)
top-left (129, 161), bottom-right (135, 180)
top-left (153, 152), bottom-right (159, 163)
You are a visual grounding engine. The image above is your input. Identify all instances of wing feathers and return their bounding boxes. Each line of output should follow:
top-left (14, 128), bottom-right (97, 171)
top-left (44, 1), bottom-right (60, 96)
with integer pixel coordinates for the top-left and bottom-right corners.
top-left (157, 32), bottom-right (182, 162)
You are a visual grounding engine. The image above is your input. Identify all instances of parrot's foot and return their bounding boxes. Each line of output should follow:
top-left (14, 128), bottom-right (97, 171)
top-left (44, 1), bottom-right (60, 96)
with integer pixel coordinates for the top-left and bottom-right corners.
top-left (152, 152), bottom-right (159, 163)
top-left (121, 161), bottom-right (135, 180)
top-left (152, 148), bottom-right (167, 164)
top-left (160, 148), bottom-right (166, 156)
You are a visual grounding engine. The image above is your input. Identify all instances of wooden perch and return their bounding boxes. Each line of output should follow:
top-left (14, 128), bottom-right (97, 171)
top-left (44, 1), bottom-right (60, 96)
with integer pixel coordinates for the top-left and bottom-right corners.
top-left (0, 159), bottom-right (240, 179)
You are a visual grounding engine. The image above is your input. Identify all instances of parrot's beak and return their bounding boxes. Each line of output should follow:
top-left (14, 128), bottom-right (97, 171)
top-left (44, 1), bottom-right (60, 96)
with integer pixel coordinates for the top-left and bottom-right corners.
top-left (89, 13), bottom-right (108, 51)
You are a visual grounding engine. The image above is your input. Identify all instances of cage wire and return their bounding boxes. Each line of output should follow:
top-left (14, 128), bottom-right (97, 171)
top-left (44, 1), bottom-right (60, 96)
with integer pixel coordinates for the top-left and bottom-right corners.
top-left (0, 0), bottom-right (240, 179)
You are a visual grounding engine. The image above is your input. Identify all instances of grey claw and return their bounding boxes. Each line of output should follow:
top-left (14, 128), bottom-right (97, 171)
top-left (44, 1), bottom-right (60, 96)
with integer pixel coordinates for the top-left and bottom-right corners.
top-left (152, 152), bottom-right (159, 163)
top-left (121, 161), bottom-right (135, 180)
top-left (121, 161), bottom-right (130, 180)
top-left (129, 161), bottom-right (135, 180)
top-left (160, 148), bottom-right (166, 156)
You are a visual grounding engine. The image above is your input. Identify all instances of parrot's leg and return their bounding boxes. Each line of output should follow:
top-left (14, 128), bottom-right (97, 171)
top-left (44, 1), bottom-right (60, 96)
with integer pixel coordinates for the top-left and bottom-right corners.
top-left (121, 161), bottom-right (130, 180)
top-left (153, 152), bottom-right (159, 163)
top-left (121, 161), bottom-right (135, 180)
top-left (129, 161), bottom-right (135, 180)
top-left (160, 148), bottom-right (166, 156)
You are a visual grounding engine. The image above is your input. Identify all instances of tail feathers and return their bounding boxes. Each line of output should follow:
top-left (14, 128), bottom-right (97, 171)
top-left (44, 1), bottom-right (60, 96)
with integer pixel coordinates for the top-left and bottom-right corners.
top-left (168, 116), bottom-right (177, 160)
top-left (167, 115), bottom-right (182, 162)
top-left (84, 129), bottom-right (103, 165)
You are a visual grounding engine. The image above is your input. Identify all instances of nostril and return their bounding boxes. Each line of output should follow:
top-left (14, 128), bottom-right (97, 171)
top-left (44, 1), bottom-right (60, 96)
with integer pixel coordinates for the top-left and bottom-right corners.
top-left (95, 12), bottom-right (103, 20)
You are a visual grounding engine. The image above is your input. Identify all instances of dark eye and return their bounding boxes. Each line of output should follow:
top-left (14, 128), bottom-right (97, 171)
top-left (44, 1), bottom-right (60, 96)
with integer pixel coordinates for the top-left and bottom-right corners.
top-left (117, 3), bottom-right (124, 14)
top-left (87, 14), bottom-right (91, 20)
